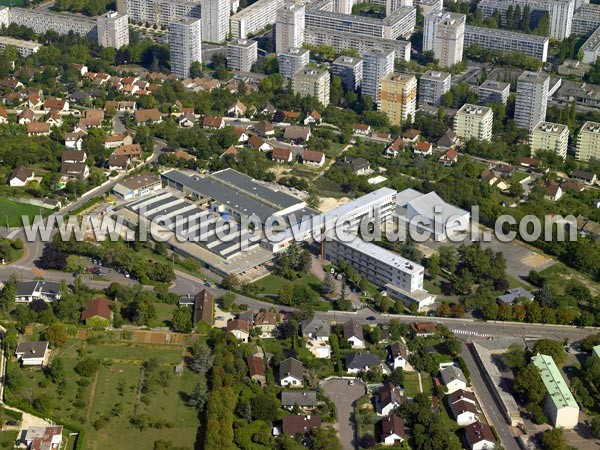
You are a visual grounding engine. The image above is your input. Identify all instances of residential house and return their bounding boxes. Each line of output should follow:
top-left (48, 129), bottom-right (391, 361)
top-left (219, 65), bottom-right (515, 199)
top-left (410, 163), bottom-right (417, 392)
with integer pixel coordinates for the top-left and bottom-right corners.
top-left (27, 95), bottom-right (43, 110)
top-left (254, 120), bottom-right (275, 137)
top-left (543, 179), bottom-right (563, 201)
top-left (301, 318), bottom-right (330, 341)
top-left (0, 78), bottom-right (23, 90)
top-left (65, 131), bottom-right (86, 151)
top-left (16, 281), bottom-right (61, 303)
top-left (220, 146), bottom-right (239, 159)
top-left (80, 297), bottom-right (112, 325)
top-left (496, 287), bottom-right (535, 305)
top-left (402, 128), bottom-right (421, 142)
top-left (134, 108), bottom-right (162, 124)
top-left (380, 415), bottom-right (405, 446)
top-left (284, 125), bottom-right (311, 143)
top-left (386, 341), bottom-right (409, 370)
top-left (410, 322), bottom-right (436, 337)
top-left (108, 154), bottom-right (130, 171)
top-left (104, 133), bottom-right (134, 149)
top-left (282, 111), bottom-right (300, 122)
top-left (247, 355), bottom-right (266, 386)
top-left (281, 390), bottom-right (317, 409)
top-left (343, 319), bottom-right (365, 348)
top-left (113, 144), bottom-right (142, 160)
top-left (248, 135), bottom-right (272, 151)
top-left (345, 353), bottom-right (381, 374)
top-left (227, 100), bottom-right (248, 117)
top-left (0, 106), bottom-right (7, 123)
top-left (175, 149), bottom-right (197, 162)
top-left (413, 141), bottom-right (433, 156)
top-left (193, 289), bottom-right (214, 325)
top-left (448, 389), bottom-right (478, 426)
top-left (384, 137), bottom-right (406, 158)
top-left (481, 168), bottom-right (510, 191)
top-left (24, 425), bottom-right (63, 450)
top-left (27, 122), bottom-right (51, 136)
top-left (438, 148), bottom-right (458, 166)
top-left (272, 147), bottom-right (293, 163)
top-left (227, 319), bottom-right (250, 342)
top-left (336, 156), bottom-right (370, 175)
top-left (202, 115), bottom-right (225, 130)
top-left (437, 129), bottom-right (459, 149)
top-left (15, 341), bottom-right (49, 366)
top-left (177, 113), bottom-right (196, 128)
top-left (464, 421), bottom-right (496, 450)
top-left (61, 162), bottom-right (89, 180)
top-left (304, 110), bottom-right (321, 125)
top-left (302, 150), bottom-right (325, 167)
top-left (234, 127), bottom-right (249, 143)
top-left (9, 167), bottom-right (35, 187)
top-left (44, 98), bottom-right (69, 111)
top-left (440, 365), bottom-right (468, 394)
top-left (254, 310), bottom-right (277, 337)
top-left (45, 111), bottom-right (63, 127)
top-left (353, 123), bottom-right (371, 135)
top-left (562, 179), bottom-right (585, 192)
top-left (260, 102), bottom-right (277, 117)
top-left (520, 157), bottom-right (541, 170)
top-left (279, 357), bottom-right (303, 386)
top-left (73, 63), bottom-right (88, 75)
top-left (492, 163), bottom-right (514, 178)
top-left (571, 169), bottom-right (597, 185)
top-left (62, 150), bottom-right (87, 165)
top-left (282, 415), bottom-right (321, 436)
top-left (377, 380), bottom-right (404, 415)
top-left (18, 109), bottom-right (35, 125)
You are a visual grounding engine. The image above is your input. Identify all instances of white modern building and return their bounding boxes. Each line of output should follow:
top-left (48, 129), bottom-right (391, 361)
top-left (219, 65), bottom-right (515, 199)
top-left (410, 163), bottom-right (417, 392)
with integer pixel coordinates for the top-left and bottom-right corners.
top-left (530, 122), bottom-right (569, 160)
top-left (454, 104), bottom-right (493, 142)
top-left (361, 48), bottom-right (395, 103)
top-left (418, 70), bottom-right (450, 106)
top-left (3, 7), bottom-right (96, 38)
top-left (478, 79), bottom-right (510, 105)
top-left (275, 2), bottom-right (305, 53)
top-left (464, 26), bottom-right (549, 62)
top-left (230, 0), bottom-right (285, 38)
top-left (576, 121), bottom-right (600, 162)
top-left (414, 0), bottom-right (442, 16)
top-left (277, 46), bottom-right (309, 78)
top-left (0, 36), bottom-right (41, 57)
top-left (433, 12), bottom-right (465, 68)
top-left (200, 0), bottom-right (230, 43)
top-left (532, 354), bottom-right (579, 429)
top-left (572, 4), bottom-right (600, 36)
top-left (97, 11), bottom-right (129, 49)
top-left (581, 26), bottom-right (600, 64)
top-left (331, 55), bottom-right (363, 91)
top-left (169, 17), bottom-right (202, 79)
top-left (293, 68), bottom-right (330, 106)
top-left (423, 10), bottom-right (447, 52)
top-left (515, 71), bottom-right (549, 131)
top-left (226, 38), bottom-right (258, 71)
top-left (119, 0), bottom-right (201, 28)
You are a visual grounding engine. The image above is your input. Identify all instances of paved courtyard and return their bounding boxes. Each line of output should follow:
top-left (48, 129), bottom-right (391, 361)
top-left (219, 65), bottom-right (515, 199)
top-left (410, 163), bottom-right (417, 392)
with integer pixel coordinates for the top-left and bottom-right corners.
top-left (322, 378), bottom-right (367, 450)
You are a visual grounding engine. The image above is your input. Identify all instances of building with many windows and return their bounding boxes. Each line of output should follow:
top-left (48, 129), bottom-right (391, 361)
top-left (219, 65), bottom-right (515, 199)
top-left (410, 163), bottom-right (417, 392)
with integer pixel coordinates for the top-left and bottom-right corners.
top-left (515, 71), bottom-right (549, 131)
top-left (423, 10), bottom-right (447, 52)
top-left (293, 68), bottom-right (330, 106)
top-left (478, 79), bottom-right (510, 105)
top-left (581, 26), bottom-right (600, 64)
top-left (361, 48), bottom-right (395, 104)
top-left (576, 121), bottom-right (600, 162)
top-left (572, 4), bottom-right (600, 36)
top-left (169, 17), bottom-right (202, 79)
top-left (226, 38), bottom-right (258, 72)
top-left (118, 0), bottom-right (201, 28)
top-left (453, 104), bottom-right (493, 142)
top-left (97, 11), bottom-right (129, 49)
top-left (277, 46), bottom-right (309, 78)
top-left (200, 0), bottom-right (230, 43)
top-left (230, 0), bottom-right (285, 38)
top-left (0, 36), bottom-right (41, 57)
top-left (464, 26), bottom-right (549, 62)
top-left (331, 55), bottom-right (363, 91)
top-left (530, 122), bottom-right (569, 159)
top-left (2, 7), bottom-right (97, 38)
top-left (418, 70), bottom-right (450, 106)
top-left (379, 72), bottom-right (417, 125)
top-left (275, 2), bottom-right (305, 53)
top-left (413, 0), bottom-right (442, 16)
top-left (433, 12), bottom-right (465, 68)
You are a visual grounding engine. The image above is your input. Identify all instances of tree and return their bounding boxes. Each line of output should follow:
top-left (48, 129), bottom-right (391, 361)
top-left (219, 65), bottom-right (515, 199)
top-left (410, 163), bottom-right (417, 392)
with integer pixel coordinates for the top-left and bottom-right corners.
top-left (221, 273), bottom-right (240, 290)
top-left (533, 339), bottom-right (567, 366)
top-left (186, 374), bottom-right (209, 411)
top-left (46, 323), bottom-right (67, 347)
top-left (438, 246), bottom-right (458, 273)
top-left (504, 344), bottom-right (526, 371)
top-left (427, 254), bottom-right (440, 279)
top-left (590, 416), bottom-right (600, 438)
top-left (47, 358), bottom-right (65, 385)
top-left (188, 343), bottom-right (214, 374)
top-left (540, 428), bottom-right (567, 450)
top-left (251, 392), bottom-right (279, 421)
top-left (190, 61), bottom-right (202, 78)
top-left (513, 365), bottom-right (545, 405)
top-left (74, 358), bottom-right (101, 377)
top-left (321, 272), bottom-right (336, 295)
top-left (171, 306), bottom-right (192, 333)
top-left (390, 367), bottom-right (404, 386)
top-left (308, 427), bottom-right (343, 450)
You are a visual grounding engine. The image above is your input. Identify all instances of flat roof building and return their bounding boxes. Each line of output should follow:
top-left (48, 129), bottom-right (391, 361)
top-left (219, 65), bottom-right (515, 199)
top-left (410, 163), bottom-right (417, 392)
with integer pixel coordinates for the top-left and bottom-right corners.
top-left (119, 0), bottom-right (201, 28)
top-left (5, 7), bottom-right (97, 38)
top-left (572, 4), bottom-right (600, 37)
top-left (433, 12), bottom-right (465, 68)
top-left (515, 71), bottom-right (549, 131)
top-left (227, 38), bottom-right (258, 72)
top-left (275, 2), bottom-right (305, 53)
top-left (464, 25), bottom-right (549, 62)
top-left (331, 55), bottom-right (363, 91)
top-left (230, 0), bottom-right (285, 38)
top-left (200, 0), bottom-right (230, 43)
top-left (379, 72), bottom-right (417, 126)
top-left (97, 11), bottom-right (129, 49)
top-left (530, 121), bottom-right (569, 160)
top-left (581, 26), bottom-right (600, 64)
top-left (478, 79), bottom-right (510, 105)
top-left (576, 121), bottom-right (600, 162)
top-left (0, 36), bottom-right (41, 57)
top-left (362, 48), bottom-right (395, 104)
top-left (169, 17), bottom-right (202, 79)
top-left (293, 68), bottom-right (330, 106)
top-left (418, 70), bottom-right (450, 106)
top-left (454, 104), bottom-right (493, 142)
top-left (413, 0), bottom-right (442, 16)
top-left (277, 47), bottom-right (309, 78)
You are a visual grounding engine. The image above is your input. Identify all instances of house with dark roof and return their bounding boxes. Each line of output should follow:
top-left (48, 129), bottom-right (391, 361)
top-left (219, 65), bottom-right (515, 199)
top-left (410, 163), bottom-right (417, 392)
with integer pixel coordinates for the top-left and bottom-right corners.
top-left (27, 122), bottom-right (51, 136)
top-left (345, 353), bottom-right (381, 374)
top-left (343, 319), bottom-right (365, 348)
top-left (247, 355), bottom-right (266, 386)
top-left (16, 281), bottom-right (61, 303)
top-left (571, 169), bottom-right (597, 185)
top-left (440, 365), bottom-right (468, 394)
top-left (402, 128), bottom-right (421, 142)
top-left (448, 390), bottom-right (478, 426)
top-left (379, 414), bottom-right (405, 446)
top-left (254, 120), bottom-right (275, 137)
top-left (336, 156), bottom-right (370, 175)
top-left (193, 289), bottom-right (214, 325)
top-left (302, 150), bottom-right (325, 167)
top-left (272, 147), bottom-right (293, 163)
top-left (464, 421), bottom-right (496, 450)
top-left (9, 166), bottom-right (35, 187)
top-left (543, 179), bottom-right (563, 201)
top-left (15, 341), bottom-right (49, 366)
top-left (562, 179), bottom-right (585, 192)
top-left (437, 129), bottom-right (459, 149)
top-left (284, 125), bottom-right (311, 143)
top-left (377, 380), bottom-right (404, 415)
top-left (282, 415), bottom-right (321, 436)
top-left (301, 318), bottom-right (330, 341)
top-left (386, 341), bottom-right (409, 370)
top-left (227, 319), bottom-right (250, 342)
top-left (60, 162), bottom-right (90, 180)
top-left (80, 297), bottom-right (112, 325)
top-left (281, 390), bottom-right (317, 409)
top-left (279, 357), bottom-right (303, 386)
top-left (496, 287), bottom-right (535, 305)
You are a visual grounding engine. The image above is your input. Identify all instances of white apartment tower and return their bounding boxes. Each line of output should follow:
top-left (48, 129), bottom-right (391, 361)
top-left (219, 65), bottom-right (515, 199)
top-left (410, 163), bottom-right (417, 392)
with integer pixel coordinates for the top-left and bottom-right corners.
top-left (293, 68), bottom-right (331, 106)
top-left (276, 2), bottom-right (305, 53)
top-left (200, 0), bottom-right (230, 43)
top-left (423, 10), bottom-right (448, 52)
top-left (549, 0), bottom-right (575, 40)
top-left (169, 17), bottom-right (202, 79)
top-left (361, 48), bottom-right (395, 104)
top-left (277, 46), bottom-right (309, 78)
top-left (530, 122), bottom-right (569, 159)
top-left (331, 55), bottom-right (363, 91)
top-left (418, 70), bottom-right (450, 106)
top-left (333, 0), bottom-right (353, 14)
top-left (434, 12), bottom-right (465, 68)
top-left (386, 0), bottom-right (412, 17)
top-left (515, 71), bottom-right (549, 131)
top-left (454, 104), bottom-right (493, 142)
top-left (226, 38), bottom-right (258, 71)
top-left (97, 11), bottom-right (129, 49)
top-left (576, 121), bottom-right (600, 162)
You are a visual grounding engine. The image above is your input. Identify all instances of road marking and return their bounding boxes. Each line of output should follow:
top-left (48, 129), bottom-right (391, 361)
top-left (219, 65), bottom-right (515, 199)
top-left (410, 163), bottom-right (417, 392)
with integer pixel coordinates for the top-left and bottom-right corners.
top-left (452, 329), bottom-right (491, 337)
top-left (6, 230), bottom-right (18, 239)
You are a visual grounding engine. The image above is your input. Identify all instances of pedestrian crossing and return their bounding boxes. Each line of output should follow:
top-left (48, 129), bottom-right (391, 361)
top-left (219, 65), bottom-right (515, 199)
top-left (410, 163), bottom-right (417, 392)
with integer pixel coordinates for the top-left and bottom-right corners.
top-left (452, 329), bottom-right (492, 338)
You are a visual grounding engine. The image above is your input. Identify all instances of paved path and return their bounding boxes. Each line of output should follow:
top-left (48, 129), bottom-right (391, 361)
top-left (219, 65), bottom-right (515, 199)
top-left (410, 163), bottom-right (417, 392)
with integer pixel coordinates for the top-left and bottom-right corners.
top-left (322, 379), bottom-right (367, 450)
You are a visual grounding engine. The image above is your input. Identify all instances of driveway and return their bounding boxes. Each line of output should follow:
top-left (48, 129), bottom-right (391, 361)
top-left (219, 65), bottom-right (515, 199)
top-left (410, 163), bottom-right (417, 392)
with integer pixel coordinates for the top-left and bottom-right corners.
top-left (322, 378), bottom-right (367, 450)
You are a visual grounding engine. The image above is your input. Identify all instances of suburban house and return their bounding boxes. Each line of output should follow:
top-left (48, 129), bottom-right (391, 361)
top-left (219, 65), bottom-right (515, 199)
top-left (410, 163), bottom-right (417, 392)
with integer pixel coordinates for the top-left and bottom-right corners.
top-left (281, 390), bottom-right (317, 410)
top-left (448, 389), bottom-right (478, 426)
top-left (227, 319), bottom-right (250, 342)
top-left (255, 120), bottom-right (275, 137)
top-left (377, 380), bottom-right (404, 416)
top-left (386, 341), bottom-right (409, 370)
top-left (402, 128), bottom-right (421, 142)
top-left (247, 355), bottom-right (266, 386)
top-left (254, 310), bottom-right (278, 337)
top-left (15, 341), bottom-right (49, 366)
top-left (543, 179), bottom-right (563, 201)
top-left (562, 179), bottom-right (585, 193)
top-left (260, 102), bottom-right (277, 117)
top-left (271, 147), bottom-right (293, 163)
top-left (410, 322), bottom-right (437, 337)
top-left (234, 127), bottom-right (250, 143)
top-left (384, 137), bottom-right (406, 158)
top-left (44, 98), bottom-right (69, 111)
top-left (220, 146), bottom-right (239, 159)
top-left (343, 319), bottom-right (365, 348)
top-left (413, 141), bottom-right (433, 156)
top-left (379, 415), bottom-right (405, 446)
top-left (248, 135), bottom-right (272, 152)
top-left (492, 163), bottom-right (514, 178)
top-left (279, 357), bottom-right (303, 387)
top-left (112, 173), bottom-right (162, 201)
top-left (113, 144), bottom-right (142, 160)
top-left (284, 126), bottom-right (311, 143)
top-left (302, 150), bottom-right (325, 167)
top-left (27, 122), bottom-right (51, 136)
top-left (481, 168), bottom-right (510, 192)
top-left (80, 297), bottom-right (112, 325)
top-left (108, 154), bottom-right (130, 171)
top-left (24, 425), bottom-right (63, 450)
top-left (282, 415), bottom-right (321, 436)
top-left (227, 100), bottom-right (248, 117)
top-left (134, 108), bottom-right (162, 124)
top-left (301, 318), bottom-right (330, 341)
top-left (437, 129), bottom-right (459, 149)
top-left (177, 113), bottom-right (196, 128)
top-left (65, 131), bottom-right (86, 151)
top-left (438, 148), bottom-right (458, 166)
top-left (60, 162), bottom-right (90, 180)
top-left (18, 109), bottom-right (35, 124)
top-left (104, 133), bottom-right (134, 149)
top-left (464, 421), bottom-right (496, 450)
top-left (62, 150), bottom-right (87, 165)
top-left (304, 110), bottom-right (321, 125)
top-left (336, 156), bottom-right (370, 175)
top-left (571, 169), bottom-right (597, 185)
top-left (16, 281), bottom-right (61, 303)
top-left (345, 353), bottom-right (381, 374)
top-left (202, 115), bottom-right (225, 130)
top-left (496, 287), bottom-right (535, 305)
top-left (9, 166), bottom-right (35, 187)
top-left (440, 365), bottom-right (468, 394)
top-left (192, 289), bottom-right (214, 325)
top-left (353, 123), bottom-right (371, 135)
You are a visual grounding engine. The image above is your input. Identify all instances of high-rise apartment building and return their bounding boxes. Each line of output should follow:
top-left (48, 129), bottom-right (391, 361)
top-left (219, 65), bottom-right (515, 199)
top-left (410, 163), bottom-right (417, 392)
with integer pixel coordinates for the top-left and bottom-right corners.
top-left (434, 12), bottom-right (465, 68)
top-left (361, 48), bottom-right (395, 104)
top-left (515, 71), bottom-right (549, 131)
top-left (418, 70), bottom-right (450, 106)
top-left (581, 26), bottom-right (600, 64)
top-left (226, 38), bottom-right (258, 71)
top-left (379, 73), bottom-right (417, 125)
top-left (413, 0), bottom-right (442, 16)
top-left (97, 11), bottom-right (129, 49)
top-left (276, 2), bottom-right (305, 53)
top-left (464, 25), bottom-right (549, 62)
top-left (200, 0), bottom-right (230, 43)
top-left (423, 10), bottom-right (447, 52)
top-left (478, 79), bottom-right (510, 105)
top-left (576, 121), bottom-right (600, 161)
top-left (454, 104), bottom-right (493, 142)
top-left (293, 68), bottom-right (331, 106)
top-left (386, 0), bottom-right (412, 17)
top-left (277, 46), bottom-right (309, 78)
top-left (119, 0), bottom-right (201, 28)
top-left (169, 17), bottom-right (202, 79)
top-left (572, 4), bottom-right (600, 36)
top-left (230, 0), bottom-right (285, 38)
top-left (530, 122), bottom-right (569, 159)
top-left (331, 55), bottom-right (363, 91)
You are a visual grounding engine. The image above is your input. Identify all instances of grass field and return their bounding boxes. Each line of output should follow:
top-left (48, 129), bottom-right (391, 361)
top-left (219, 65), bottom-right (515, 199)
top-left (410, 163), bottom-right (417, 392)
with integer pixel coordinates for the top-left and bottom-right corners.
top-left (539, 263), bottom-right (600, 296)
top-left (403, 371), bottom-right (421, 397)
top-left (0, 198), bottom-right (49, 227)
top-left (0, 0), bottom-right (24, 6)
top-left (0, 431), bottom-right (18, 450)
top-left (252, 273), bottom-right (322, 297)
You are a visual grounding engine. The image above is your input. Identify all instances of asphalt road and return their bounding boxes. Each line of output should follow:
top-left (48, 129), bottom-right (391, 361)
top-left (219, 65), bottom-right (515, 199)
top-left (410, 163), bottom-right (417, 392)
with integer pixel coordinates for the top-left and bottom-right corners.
top-left (322, 378), bottom-right (367, 450)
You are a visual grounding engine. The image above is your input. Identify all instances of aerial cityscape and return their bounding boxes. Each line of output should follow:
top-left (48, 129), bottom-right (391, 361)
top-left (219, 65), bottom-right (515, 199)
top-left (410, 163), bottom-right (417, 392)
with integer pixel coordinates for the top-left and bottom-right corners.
top-left (0, 0), bottom-right (599, 448)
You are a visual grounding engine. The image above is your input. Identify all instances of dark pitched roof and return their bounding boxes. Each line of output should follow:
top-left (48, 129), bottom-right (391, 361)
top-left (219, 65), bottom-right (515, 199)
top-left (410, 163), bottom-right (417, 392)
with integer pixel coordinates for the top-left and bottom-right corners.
top-left (387, 341), bottom-right (408, 360)
top-left (193, 289), bottom-right (213, 324)
top-left (10, 166), bottom-right (34, 182)
top-left (247, 356), bottom-right (265, 378)
top-left (62, 150), bottom-right (86, 163)
top-left (227, 319), bottom-right (249, 333)
top-left (450, 399), bottom-right (477, 418)
top-left (464, 421), bottom-right (496, 446)
top-left (345, 353), bottom-right (380, 370)
top-left (16, 281), bottom-right (60, 297)
top-left (80, 297), bottom-right (112, 321)
top-left (282, 415), bottom-right (321, 435)
top-left (378, 380), bottom-right (404, 409)
top-left (337, 156), bottom-right (370, 173)
top-left (447, 389), bottom-right (476, 405)
top-left (255, 310), bottom-right (277, 326)
top-left (437, 129), bottom-right (458, 148)
top-left (380, 415), bottom-right (405, 440)
top-left (343, 319), bottom-right (363, 341)
top-left (572, 169), bottom-right (596, 182)
top-left (15, 341), bottom-right (49, 358)
top-left (281, 390), bottom-right (317, 407)
top-left (272, 147), bottom-right (292, 161)
top-left (440, 365), bottom-right (467, 386)
top-left (279, 357), bottom-right (303, 380)
top-left (301, 318), bottom-right (330, 338)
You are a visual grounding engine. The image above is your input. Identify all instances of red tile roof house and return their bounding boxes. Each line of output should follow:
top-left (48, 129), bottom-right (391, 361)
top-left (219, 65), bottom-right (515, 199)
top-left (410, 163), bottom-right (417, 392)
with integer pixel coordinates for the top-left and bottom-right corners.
top-left (282, 415), bottom-right (322, 436)
top-left (80, 297), bottom-right (112, 326)
top-left (27, 122), bottom-right (51, 136)
top-left (134, 108), bottom-right (162, 125)
top-left (227, 319), bottom-right (250, 342)
top-left (202, 115), bottom-right (225, 130)
top-left (402, 128), bottom-right (421, 142)
top-left (438, 148), bottom-right (458, 166)
top-left (247, 355), bottom-right (266, 386)
top-left (302, 150), bottom-right (325, 167)
top-left (303, 110), bottom-right (321, 125)
top-left (384, 137), bottom-right (406, 158)
top-left (113, 144), bottom-right (142, 159)
top-left (413, 141), bottom-right (433, 156)
top-left (353, 123), bottom-right (371, 135)
top-left (0, 106), bottom-right (8, 123)
top-left (271, 147), bottom-right (293, 163)
top-left (248, 135), bottom-right (273, 152)
top-left (254, 120), bottom-right (275, 137)
top-left (43, 98), bottom-right (69, 112)
top-left (219, 145), bottom-right (239, 159)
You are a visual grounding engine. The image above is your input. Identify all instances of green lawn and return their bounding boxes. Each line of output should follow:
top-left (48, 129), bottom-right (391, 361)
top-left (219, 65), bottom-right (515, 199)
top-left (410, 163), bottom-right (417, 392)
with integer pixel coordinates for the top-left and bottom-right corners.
top-left (0, 198), bottom-right (49, 227)
top-left (539, 263), bottom-right (600, 296)
top-left (403, 371), bottom-right (421, 397)
top-left (512, 171), bottom-right (529, 183)
top-left (420, 373), bottom-right (433, 395)
top-left (252, 273), bottom-right (322, 297)
top-left (0, 431), bottom-right (17, 450)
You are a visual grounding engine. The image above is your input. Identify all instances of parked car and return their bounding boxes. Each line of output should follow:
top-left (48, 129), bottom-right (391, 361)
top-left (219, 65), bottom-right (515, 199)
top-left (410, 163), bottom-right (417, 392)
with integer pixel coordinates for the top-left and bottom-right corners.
top-left (215, 316), bottom-right (225, 321)
top-left (366, 316), bottom-right (376, 321)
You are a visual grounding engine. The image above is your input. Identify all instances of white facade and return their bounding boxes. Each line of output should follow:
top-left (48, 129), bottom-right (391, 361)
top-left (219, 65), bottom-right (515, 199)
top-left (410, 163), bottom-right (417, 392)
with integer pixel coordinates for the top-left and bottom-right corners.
top-left (576, 121), bottom-right (600, 162)
top-left (361, 48), bottom-right (395, 103)
top-left (293, 68), bottom-right (330, 106)
top-left (530, 122), bottom-right (569, 159)
top-left (478, 79), bottom-right (510, 105)
top-left (169, 17), bottom-right (202, 79)
top-left (581, 26), bottom-right (600, 64)
top-left (332, 55), bottom-right (363, 91)
top-left (7, 7), bottom-right (96, 37)
top-left (0, 36), bottom-right (41, 57)
top-left (454, 104), bottom-right (493, 142)
top-left (464, 25), bottom-right (549, 62)
top-left (413, 0), bottom-right (441, 16)
top-left (120, 0), bottom-right (201, 28)
top-left (200, 0), bottom-right (230, 43)
top-left (423, 10), bottom-right (447, 52)
top-left (433, 12), bottom-right (465, 68)
top-left (515, 71), bottom-right (549, 131)
top-left (280, 374), bottom-right (302, 386)
top-left (347, 336), bottom-right (365, 349)
top-left (386, 0), bottom-right (412, 16)
top-left (277, 46), bottom-right (309, 78)
top-left (275, 2), bottom-right (305, 53)
top-left (418, 70), bottom-right (450, 106)
top-left (226, 38), bottom-right (258, 71)
top-left (97, 11), bottom-right (129, 49)
top-left (230, 0), bottom-right (285, 38)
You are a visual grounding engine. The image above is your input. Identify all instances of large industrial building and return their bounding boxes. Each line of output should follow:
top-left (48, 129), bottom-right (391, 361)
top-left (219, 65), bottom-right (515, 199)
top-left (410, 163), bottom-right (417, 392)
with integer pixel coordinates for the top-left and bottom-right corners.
top-left (464, 26), bottom-right (549, 62)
